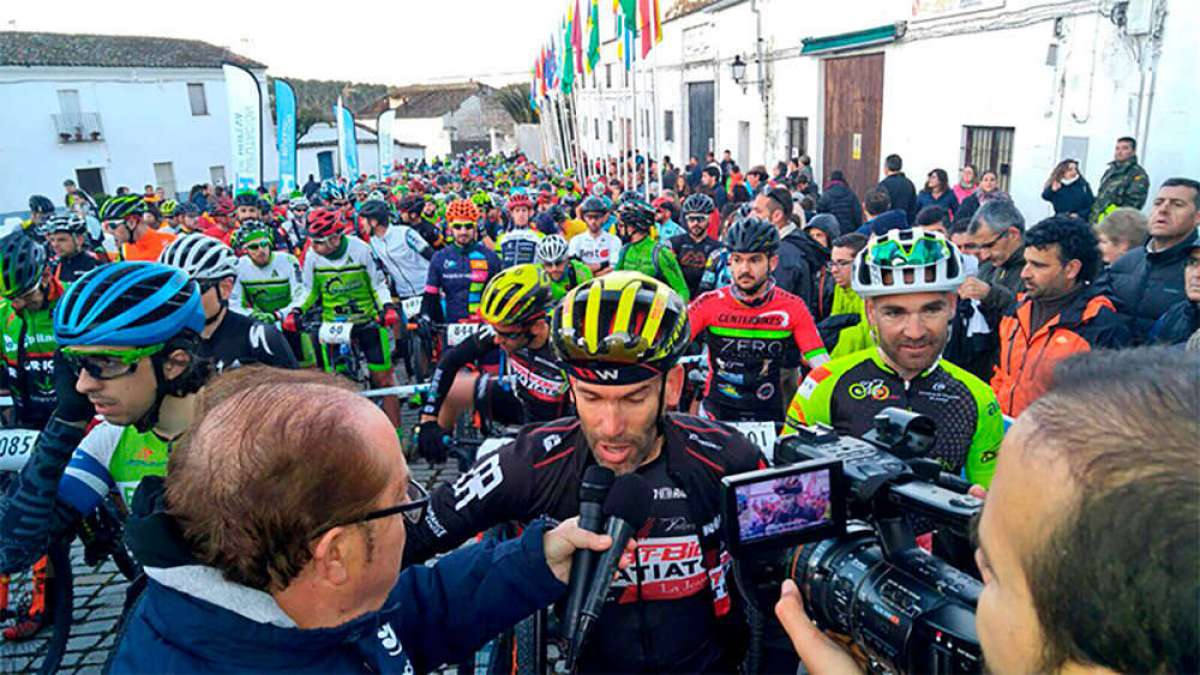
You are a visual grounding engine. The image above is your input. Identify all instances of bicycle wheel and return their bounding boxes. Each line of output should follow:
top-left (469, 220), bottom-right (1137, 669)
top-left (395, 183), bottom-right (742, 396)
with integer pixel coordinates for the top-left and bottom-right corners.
top-left (35, 539), bottom-right (74, 675)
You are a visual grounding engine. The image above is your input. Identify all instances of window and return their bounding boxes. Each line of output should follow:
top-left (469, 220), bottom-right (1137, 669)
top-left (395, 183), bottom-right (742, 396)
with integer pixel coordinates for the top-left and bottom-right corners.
top-left (188, 83), bottom-right (208, 116)
top-left (57, 89), bottom-right (81, 116)
top-left (664, 111), bottom-right (674, 142)
top-left (787, 117), bottom-right (808, 160)
top-left (595, 119), bottom-right (600, 140)
top-left (317, 151), bottom-right (335, 180)
top-left (209, 165), bottom-right (226, 187)
top-left (607, 120), bottom-right (614, 143)
top-left (153, 162), bottom-right (177, 200)
top-left (75, 168), bottom-right (104, 197)
top-left (961, 126), bottom-right (1015, 192)
top-left (606, 64), bottom-right (612, 89)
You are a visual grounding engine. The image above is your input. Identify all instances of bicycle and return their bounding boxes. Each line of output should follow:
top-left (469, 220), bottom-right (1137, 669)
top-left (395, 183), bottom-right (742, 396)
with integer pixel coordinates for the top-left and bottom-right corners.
top-left (298, 313), bottom-right (383, 388)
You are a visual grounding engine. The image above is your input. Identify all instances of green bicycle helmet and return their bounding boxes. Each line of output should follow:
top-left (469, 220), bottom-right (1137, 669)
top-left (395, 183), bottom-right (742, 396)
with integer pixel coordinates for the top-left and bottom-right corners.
top-left (98, 195), bottom-right (147, 222)
top-left (852, 227), bottom-right (966, 298)
top-left (0, 232), bottom-right (48, 299)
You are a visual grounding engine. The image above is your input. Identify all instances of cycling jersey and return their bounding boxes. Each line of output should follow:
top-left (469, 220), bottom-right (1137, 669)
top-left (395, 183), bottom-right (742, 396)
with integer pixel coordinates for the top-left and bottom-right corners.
top-left (0, 285), bottom-right (62, 429)
top-left (201, 310), bottom-right (298, 373)
top-left (567, 230), bottom-right (622, 270)
top-left (52, 252), bottom-right (103, 285)
top-left (547, 260), bottom-right (593, 301)
top-left (689, 286), bottom-right (827, 418)
top-left (59, 423), bottom-right (168, 515)
top-left (496, 228), bottom-right (543, 268)
top-left (698, 247), bottom-right (732, 294)
top-left (231, 252), bottom-right (306, 321)
top-left (669, 234), bottom-right (723, 298)
top-left (370, 225), bottom-right (432, 298)
top-left (279, 216), bottom-right (306, 252)
top-left (616, 237), bottom-right (691, 301)
top-left (783, 348), bottom-right (1003, 487)
top-left (287, 236), bottom-right (393, 324)
top-left (422, 329), bottom-right (570, 424)
top-left (115, 228), bottom-right (176, 262)
top-left (403, 414), bottom-right (765, 673)
top-left (421, 242), bottom-right (501, 324)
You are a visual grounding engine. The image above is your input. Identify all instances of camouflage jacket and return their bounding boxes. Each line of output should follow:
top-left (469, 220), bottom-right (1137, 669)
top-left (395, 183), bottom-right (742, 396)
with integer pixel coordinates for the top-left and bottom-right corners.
top-left (1091, 156), bottom-right (1149, 222)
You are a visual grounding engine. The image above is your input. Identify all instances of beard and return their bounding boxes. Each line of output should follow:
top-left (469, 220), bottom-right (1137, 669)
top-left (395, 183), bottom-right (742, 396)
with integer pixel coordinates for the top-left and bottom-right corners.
top-left (879, 329), bottom-right (948, 374)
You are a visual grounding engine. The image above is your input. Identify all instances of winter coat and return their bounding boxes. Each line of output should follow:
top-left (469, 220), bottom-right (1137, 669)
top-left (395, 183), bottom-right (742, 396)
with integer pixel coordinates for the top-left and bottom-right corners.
top-left (878, 173), bottom-right (918, 225)
top-left (1090, 156), bottom-right (1150, 222)
top-left (856, 209), bottom-right (910, 237)
top-left (816, 181), bottom-right (862, 235)
top-left (1101, 228), bottom-right (1199, 342)
top-left (1041, 179), bottom-right (1095, 218)
top-left (915, 190), bottom-right (959, 219)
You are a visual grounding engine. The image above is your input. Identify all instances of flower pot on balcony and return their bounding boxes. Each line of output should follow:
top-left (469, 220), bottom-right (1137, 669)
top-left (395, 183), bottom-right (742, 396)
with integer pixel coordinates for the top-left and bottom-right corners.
top-left (59, 133), bottom-right (72, 142)
top-left (90, 131), bottom-right (101, 141)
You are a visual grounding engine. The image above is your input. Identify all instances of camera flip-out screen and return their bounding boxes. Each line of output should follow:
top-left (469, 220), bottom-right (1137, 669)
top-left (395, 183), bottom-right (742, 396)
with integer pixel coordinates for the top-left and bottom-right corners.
top-left (722, 459), bottom-right (846, 556)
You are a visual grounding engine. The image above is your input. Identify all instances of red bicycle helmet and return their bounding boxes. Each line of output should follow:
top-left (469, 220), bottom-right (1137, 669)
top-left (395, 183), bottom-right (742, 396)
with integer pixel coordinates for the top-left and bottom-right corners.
top-left (507, 192), bottom-right (534, 210)
top-left (307, 207), bottom-right (345, 238)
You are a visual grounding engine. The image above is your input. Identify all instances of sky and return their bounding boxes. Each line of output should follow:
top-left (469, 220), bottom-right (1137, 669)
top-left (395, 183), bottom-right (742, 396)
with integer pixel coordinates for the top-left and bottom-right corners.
top-left (5, 0), bottom-right (571, 87)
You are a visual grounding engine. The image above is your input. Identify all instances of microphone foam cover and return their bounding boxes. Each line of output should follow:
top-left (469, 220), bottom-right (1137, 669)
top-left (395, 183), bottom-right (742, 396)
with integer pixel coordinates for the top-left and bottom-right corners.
top-left (602, 473), bottom-right (652, 528)
top-left (579, 465), bottom-right (616, 503)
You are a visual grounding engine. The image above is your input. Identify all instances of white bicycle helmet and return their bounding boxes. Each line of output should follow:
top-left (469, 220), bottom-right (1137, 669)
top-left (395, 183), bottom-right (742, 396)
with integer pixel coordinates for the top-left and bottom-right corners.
top-left (536, 234), bottom-right (570, 264)
top-left (852, 227), bottom-right (966, 298)
top-left (158, 233), bottom-right (239, 281)
top-left (289, 196), bottom-right (310, 211)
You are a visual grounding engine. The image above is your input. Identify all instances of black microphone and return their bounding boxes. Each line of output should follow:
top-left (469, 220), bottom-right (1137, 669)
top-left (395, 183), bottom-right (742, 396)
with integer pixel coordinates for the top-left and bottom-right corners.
top-left (561, 465), bottom-right (616, 642)
top-left (567, 473), bottom-right (652, 669)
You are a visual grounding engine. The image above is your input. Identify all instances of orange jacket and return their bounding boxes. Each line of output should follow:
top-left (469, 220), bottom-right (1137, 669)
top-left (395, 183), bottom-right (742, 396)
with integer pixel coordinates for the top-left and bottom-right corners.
top-left (112, 227), bottom-right (177, 262)
top-left (991, 286), bottom-right (1130, 417)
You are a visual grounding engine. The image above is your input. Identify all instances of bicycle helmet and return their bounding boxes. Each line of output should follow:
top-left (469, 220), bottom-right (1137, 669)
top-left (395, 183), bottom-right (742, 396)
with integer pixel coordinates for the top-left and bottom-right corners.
top-left (681, 193), bottom-right (716, 216)
top-left (723, 216), bottom-right (780, 254)
top-left (159, 199), bottom-right (179, 218)
top-left (0, 232), bottom-right (48, 299)
top-left (366, 189), bottom-right (389, 203)
top-left (536, 234), bottom-right (570, 264)
top-left (233, 191), bottom-right (260, 208)
top-left (507, 192), bottom-right (534, 211)
top-left (359, 199), bottom-right (392, 224)
top-left (399, 195), bottom-right (425, 215)
top-left (306, 208), bottom-right (345, 239)
top-left (54, 262), bottom-right (205, 348)
top-left (445, 199), bottom-right (480, 224)
top-left (28, 195), bottom-right (55, 215)
top-left (471, 191), bottom-right (493, 208)
top-left (579, 195), bottom-right (610, 215)
top-left (617, 200), bottom-right (656, 233)
top-left (177, 202), bottom-right (200, 217)
top-left (479, 264), bottom-right (553, 327)
top-left (158, 233), bottom-right (239, 281)
top-left (231, 219), bottom-right (275, 249)
top-left (98, 195), bottom-right (147, 222)
top-left (289, 196), bottom-right (310, 211)
top-left (852, 227), bottom-right (966, 298)
top-left (551, 271), bottom-right (690, 385)
top-left (45, 213), bottom-right (88, 236)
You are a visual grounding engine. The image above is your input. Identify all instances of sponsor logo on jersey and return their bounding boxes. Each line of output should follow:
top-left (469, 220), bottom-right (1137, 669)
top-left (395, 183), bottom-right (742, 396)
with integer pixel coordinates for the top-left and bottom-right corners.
top-left (614, 536), bottom-right (707, 602)
top-left (714, 311), bottom-right (789, 328)
top-left (848, 378), bottom-right (890, 401)
top-left (653, 487), bottom-right (688, 500)
top-left (509, 358), bottom-right (567, 399)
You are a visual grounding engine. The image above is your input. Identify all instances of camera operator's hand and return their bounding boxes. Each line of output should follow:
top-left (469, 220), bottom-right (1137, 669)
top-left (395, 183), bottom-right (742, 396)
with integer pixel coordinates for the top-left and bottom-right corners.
top-left (968, 484), bottom-right (988, 500)
top-left (775, 580), bottom-right (865, 675)
top-left (542, 516), bottom-right (636, 584)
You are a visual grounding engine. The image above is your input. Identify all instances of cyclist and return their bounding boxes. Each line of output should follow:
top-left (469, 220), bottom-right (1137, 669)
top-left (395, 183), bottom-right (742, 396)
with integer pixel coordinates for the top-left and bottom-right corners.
top-left (689, 217), bottom-right (829, 423)
top-left (496, 193), bottom-right (543, 267)
top-left (399, 194), bottom-right (443, 249)
top-left (170, 202), bottom-right (204, 236)
top-left (652, 196), bottom-right (685, 242)
top-left (568, 195), bottom-right (622, 276)
top-left (44, 213), bottom-right (103, 284)
top-left (614, 200), bottom-right (691, 301)
top-left (670, 193), bottom-right (723, 298)
top-left (415, 264), bottom-right (571, 463)
top-left (23, 195), bottom-right (56, 240)
top-left (281, 208), bottom-right (401, 425)
top-left (360, 198), bottom-right (432, 301)
top-left (403, 271), bottom-right (764, 673)
top-left (99, 195), bottom-right (176, 262)
top-left (421, 199), bottom-right (502, 325)
top-left (280, 195), bottom-right (310, 253)
top-left (782, 227), bottom-right (1004, 488)
top-left (537, 234), bottom-right (592, 301)
top-left (160, 233), bottom-right (297, 373)
top-left (228, 221), bottom-right (314, 367)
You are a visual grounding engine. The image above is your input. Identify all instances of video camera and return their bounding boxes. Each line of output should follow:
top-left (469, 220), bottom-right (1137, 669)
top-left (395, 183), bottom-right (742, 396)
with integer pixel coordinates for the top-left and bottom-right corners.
top-left (720, 409), bottom-right (985, 674)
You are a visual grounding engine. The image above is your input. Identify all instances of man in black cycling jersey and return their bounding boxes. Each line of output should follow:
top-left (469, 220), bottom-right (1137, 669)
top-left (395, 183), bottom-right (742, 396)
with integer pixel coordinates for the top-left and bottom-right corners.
top-left (415, 264), bottom-right (570, 463)
top-left (671, 193), bottom-right (723, 298)
top-left (404, 271), bottom-right (765, 673)
top-left (159, 233), bottom-right (297, 372)
top-left (44, 213), bottom-right (103, 284)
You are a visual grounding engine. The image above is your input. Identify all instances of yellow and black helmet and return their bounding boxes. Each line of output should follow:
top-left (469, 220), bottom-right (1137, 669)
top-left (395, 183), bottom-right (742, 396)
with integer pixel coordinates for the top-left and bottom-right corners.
top-left (479, 264), bottom-right (553, 327)
top-left (551, 271), bottom-right (690, 384)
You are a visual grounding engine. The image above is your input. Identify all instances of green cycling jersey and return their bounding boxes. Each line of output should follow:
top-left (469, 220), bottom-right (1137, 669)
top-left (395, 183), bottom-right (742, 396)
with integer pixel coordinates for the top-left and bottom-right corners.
top-left (547, 260), bottom-right (593, 301)
top-left (615, 236), bottom-right (691, 301)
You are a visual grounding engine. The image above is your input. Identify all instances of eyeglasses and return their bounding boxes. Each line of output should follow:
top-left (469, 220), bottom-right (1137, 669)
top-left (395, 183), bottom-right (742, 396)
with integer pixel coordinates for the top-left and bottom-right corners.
top-left (685, 215), bottom-right (708, 223)
top-left (828, 259), bottom-right (855, 270)
top-left (975, 230), bottom-right (1008, 251)
top-left (493, 327), bottom-right (532, 344)
top-left (63, 344), bottom-right (165, 380)
top-left (330, 479), bottom-right (430, 530)
top-left (448, 223), bottom-right (475, 231)
top-left (244, 242), bottom-right (270, 251)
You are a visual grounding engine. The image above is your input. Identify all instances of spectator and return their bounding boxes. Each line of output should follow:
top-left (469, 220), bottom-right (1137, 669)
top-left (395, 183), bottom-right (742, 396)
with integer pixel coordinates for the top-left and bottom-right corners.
top-left (1041, 159), bottom-right (1094, 218)
top-left (673, 173), bottom-right (689, 196)
top-left (63, 178), bottom-right (97, 214)
top-left (991, 216), bottom-right (1129, 416)
top-left (856, 187), bottom-right (908, 237)
top-left (955, 169), bottom-right (1000, 224)
top-left (952, 164), bottom-right (977, 205)
top-left (961, 200), bottom-right (1027, 318)
top-left (1094, 207), bottom-right (1148, 266)
top-left (915, 205), bottom-right (951, 237)
top-left (877, 154), bottom-right (918, 224)
top-left (948, 217), bottom-right (979, 261)
top-left (916, 169), bottom-right (960, 219)
top-left (1149, 233), bottom-right (1200, 349)
top-left (796, 173), bottom-right (819, 201)
top-left (797, 154), bottom-right (814, 184)
top-left (803, 215), bottom-right (835, 252)
top-left (1104, 178), bottom-right (1200, 342)
top-left (746, 165), bottom-right (769, 198)
top-left (302, 174), bottom-right (320, 200)
top-left (686, 156), bottom-right (702, 188)
top-left (699, 165), bottom-right (728, 209)
top-left (755, 187), bottom-right (821, 308)
top-left (816, 170), bottom-right (862, 234)
top-left (815, 231), bottom-right (873, 358)
top-left (652, 196), bottom-right (683, 241)
top-left (1091, 136), bottom-right (1150, 223)
top-left (800, 195), bottom-right (816, 223)
top-left (720, 149), bottom-right (735, 178)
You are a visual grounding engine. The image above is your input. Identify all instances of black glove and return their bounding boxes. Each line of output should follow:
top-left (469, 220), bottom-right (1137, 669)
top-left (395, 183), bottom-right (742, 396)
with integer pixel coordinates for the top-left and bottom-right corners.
top-left (53, 351), bottom-right (95, 424)
top-left (416, 420), bottom-right (450, 464)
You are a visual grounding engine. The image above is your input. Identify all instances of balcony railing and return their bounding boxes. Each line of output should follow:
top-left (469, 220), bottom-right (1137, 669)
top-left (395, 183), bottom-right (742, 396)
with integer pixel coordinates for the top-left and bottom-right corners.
top-left (52, 113), bottom-right (104, 143)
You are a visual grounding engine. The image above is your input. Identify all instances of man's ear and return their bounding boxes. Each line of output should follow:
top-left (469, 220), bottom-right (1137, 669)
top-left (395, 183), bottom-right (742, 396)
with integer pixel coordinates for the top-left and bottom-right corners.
top-left (664, 364), bottom-right (685, 408)
top-left (311, 527), bottom-right (352, 587)
top-left (161, 349), bottom-right (192, 381)
top-left (1063, 258), bottom-right (1083, 284)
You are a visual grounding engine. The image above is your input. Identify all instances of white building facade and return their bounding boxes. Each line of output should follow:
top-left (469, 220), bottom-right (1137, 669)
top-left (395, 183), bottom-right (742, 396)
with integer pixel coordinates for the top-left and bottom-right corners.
top-left (566, 0), bottom-right (1200, 220)
top-left (0, 31), bottom-right (282, 217)
top-left (296, 121), bottom-right (424, 184)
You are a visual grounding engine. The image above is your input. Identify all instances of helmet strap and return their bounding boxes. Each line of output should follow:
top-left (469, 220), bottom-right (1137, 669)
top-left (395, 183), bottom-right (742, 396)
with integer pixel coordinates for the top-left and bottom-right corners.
top-left (654, 373), bottom-right (669, 441)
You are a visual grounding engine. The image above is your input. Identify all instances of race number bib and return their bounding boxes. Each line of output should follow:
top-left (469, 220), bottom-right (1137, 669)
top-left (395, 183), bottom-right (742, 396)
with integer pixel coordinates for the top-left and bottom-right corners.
top-left (446, 322), bottom-right (479, 347)
top-left (319, 321), bottom-right (353, 345)
top-left (730, 421), bottom-right (778, 464)
top-left (0, 429), bottom-right (39, 473)
top-left (400, 296), bottom-right (423, 319)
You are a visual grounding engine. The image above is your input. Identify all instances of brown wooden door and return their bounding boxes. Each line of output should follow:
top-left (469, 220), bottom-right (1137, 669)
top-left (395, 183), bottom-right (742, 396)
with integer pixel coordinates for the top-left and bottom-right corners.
top-left (823, 53), bottom-right (884, 200)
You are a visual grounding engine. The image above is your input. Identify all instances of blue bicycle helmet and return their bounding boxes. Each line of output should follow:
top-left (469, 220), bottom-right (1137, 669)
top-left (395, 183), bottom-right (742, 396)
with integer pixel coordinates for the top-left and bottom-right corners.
top-left (54, 262), bottom-right (205, 347)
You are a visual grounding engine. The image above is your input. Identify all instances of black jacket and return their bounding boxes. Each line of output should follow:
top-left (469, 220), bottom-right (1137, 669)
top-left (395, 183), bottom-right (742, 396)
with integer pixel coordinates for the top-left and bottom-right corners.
top-left (1041, 179), bottom-right (1095, 218)
top-left (856, 209), bottom-right (909, 237)
top-left (1102, 229), bottom-right (1199, 343)
top-left (878, 173), bottom-right (918, 224)
top-left (776, 226), bottom-right (827, 310)
top-left (816, 181), bottom-right (862, 235)
top-left (977, 243), bottom-right (1027, 320)
top-left (1150, 299), bottom-right (1199, 347)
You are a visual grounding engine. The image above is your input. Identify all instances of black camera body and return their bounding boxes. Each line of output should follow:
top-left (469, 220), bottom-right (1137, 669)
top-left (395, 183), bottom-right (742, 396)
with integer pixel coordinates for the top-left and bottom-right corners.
top-left (721, 409), bottom-right (986, 674)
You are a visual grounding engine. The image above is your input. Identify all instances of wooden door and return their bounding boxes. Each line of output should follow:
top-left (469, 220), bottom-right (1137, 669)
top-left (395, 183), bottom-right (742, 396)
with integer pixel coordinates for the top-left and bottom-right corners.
top-left (823, 54), bottom-right (884, 199)
top-left (687, 81), bottom-right (715, 162)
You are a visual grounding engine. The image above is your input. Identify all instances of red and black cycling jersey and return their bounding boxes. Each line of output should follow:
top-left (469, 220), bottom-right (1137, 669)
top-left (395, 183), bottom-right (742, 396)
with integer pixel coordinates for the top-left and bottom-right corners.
top-left (669, 233), bottom-right (723, 299)
top-left (421, 330), bottom-right (571, 424)
top-left (402, 414), bottom-right (766, 673)
top-left (689, 286), bottom-right (828, 416)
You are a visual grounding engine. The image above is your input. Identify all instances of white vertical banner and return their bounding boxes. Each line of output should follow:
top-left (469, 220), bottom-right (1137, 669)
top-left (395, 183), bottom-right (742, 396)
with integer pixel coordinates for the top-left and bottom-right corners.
top-left (222, 63), bottom-right (263, 194)
top-left (377, 109), bottom-right (394, 179)
top-left (334, 95), bottom-right (346, 178)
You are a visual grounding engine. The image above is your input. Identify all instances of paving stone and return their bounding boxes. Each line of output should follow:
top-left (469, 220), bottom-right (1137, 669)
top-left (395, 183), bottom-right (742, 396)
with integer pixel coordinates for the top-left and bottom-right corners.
top-left (70, 618), bottom-right (118, 636)
top-left (63, 633), bottom-right (101, 652)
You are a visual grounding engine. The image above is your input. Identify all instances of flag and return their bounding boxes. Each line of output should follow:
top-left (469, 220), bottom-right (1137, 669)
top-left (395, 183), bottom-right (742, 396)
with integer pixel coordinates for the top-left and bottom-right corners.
top-left (377, 109), bottom-right (394, 179)
top-left (653, 0), bottom-right (663, 43)
top-left (616, 14), bottom-right (624, 64)
top-left (572, 0), bottom-right (584, 77)
top-left (561, 11), bottom-right (575, 94)
top-left (619, 0), bottom-right (637, 28)
top-left (587, 0), bottom-right (600, 73)
top-left (639, 0), bottom-right (651, 58)
top-left (222, 63), bottom-right (263, 194)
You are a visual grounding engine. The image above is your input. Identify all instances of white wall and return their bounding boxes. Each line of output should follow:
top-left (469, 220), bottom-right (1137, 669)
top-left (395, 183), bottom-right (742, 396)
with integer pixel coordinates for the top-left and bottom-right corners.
top-left (295, 122), bottom-right (423, 184)
top-left (0, 65), bottom-right (281, 215)
top-left (393, 117), bottom-right (452, 160)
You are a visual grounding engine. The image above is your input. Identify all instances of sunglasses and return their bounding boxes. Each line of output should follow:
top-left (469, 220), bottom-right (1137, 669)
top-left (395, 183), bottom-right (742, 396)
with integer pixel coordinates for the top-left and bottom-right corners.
top-left (244, 242), bottom-right (270, 251)
top-left (322, 479), bottom-right (430, 533)
top-left (310, 236), bottom-right (337, 246)
top-left (448, 223), bottom-right (475, 231)
top-left (63, 344), bottom-right (165, 380)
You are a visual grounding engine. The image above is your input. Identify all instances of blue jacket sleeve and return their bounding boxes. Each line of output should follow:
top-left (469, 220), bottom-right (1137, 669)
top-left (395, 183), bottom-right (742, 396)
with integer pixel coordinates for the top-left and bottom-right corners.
top-left (392, 518), bottom-right (566, 673)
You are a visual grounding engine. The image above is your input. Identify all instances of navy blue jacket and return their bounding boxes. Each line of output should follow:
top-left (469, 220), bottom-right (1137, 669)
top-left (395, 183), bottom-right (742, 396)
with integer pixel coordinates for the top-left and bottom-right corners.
top-left (856, 209), bottom-right (910, 237)
top-left (112, 515), bottom-right (565, 674)
top-left (1041, 179), bottom-right (1094, 218)
top-left (915, 189), bottom-right (959, 218)
top-left (1101, 229), bottom-right (1198, 343)
top-left (878, 173), bottom-right (918, 225)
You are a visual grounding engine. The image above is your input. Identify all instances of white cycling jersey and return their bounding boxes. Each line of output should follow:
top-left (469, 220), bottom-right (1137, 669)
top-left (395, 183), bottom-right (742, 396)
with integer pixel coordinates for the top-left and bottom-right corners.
top-left (568, 230), bottom-right (623, 269)
top-left (230, 252), bottom-right (306, 318)
top-left (370, 225), bottom-right (432, 298)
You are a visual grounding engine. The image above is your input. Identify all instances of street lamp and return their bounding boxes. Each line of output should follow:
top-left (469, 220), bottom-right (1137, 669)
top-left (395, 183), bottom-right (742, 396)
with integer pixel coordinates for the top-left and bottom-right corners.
top-left (731, 55), bottom-right (747, 87)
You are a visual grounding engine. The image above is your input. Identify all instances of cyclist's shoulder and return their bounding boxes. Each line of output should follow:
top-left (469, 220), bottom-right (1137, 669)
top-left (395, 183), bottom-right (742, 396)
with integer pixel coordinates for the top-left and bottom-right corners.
top-left (935, 359), bottom-right (1001, 409)
top-left (666, 413), bottom-right (762, 472)
top-left (506, 417), bottom-right (585, 467)
top-left (802, 350), bottom-right (875, 390)
top-left (689, 286), bottom-right (730, 311)
top-left (76, 420), bottom-right (129, 456)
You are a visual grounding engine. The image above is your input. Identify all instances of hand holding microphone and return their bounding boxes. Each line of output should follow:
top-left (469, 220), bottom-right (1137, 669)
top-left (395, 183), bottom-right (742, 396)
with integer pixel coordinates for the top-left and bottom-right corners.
top-left (561, 466), bottom-right (615, 641)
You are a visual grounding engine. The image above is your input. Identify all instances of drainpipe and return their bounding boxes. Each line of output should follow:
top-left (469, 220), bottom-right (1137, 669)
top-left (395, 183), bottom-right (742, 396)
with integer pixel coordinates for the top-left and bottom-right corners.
top-left (751, 0), bottom-right (770, 160)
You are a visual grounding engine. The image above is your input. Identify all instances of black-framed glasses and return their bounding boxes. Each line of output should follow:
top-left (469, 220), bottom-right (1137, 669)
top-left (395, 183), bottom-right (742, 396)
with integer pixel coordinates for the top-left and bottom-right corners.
top-left (337, 479), bottom-right (429, 528)
top-left (243, 241), bottom-right (270, 251)
top-left (62, 344), bottom-right (165, 381)
top-left (976, 230), bottom-right (1008, 251)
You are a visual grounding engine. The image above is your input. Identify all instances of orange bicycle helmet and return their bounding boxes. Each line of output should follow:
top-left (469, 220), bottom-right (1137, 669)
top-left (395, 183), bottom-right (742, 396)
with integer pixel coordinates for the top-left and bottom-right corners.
top-left (445, 199), bottom-right (480, 224)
